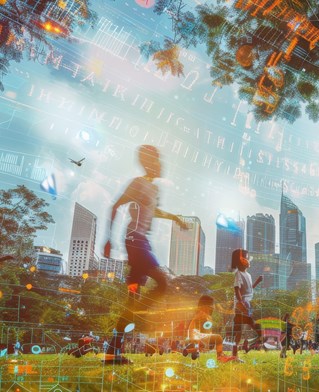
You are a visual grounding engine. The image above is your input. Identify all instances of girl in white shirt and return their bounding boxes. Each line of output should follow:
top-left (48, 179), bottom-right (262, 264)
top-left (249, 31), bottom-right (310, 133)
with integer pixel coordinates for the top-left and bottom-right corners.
top-left (232, 248), bottom-right (263, 357)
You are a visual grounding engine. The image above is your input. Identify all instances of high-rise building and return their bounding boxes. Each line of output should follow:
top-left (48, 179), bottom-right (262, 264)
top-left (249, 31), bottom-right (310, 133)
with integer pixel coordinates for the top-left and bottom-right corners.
top-left (169, 216), bottom-right (205, 276)
top-left (315, 242), bottom-right (319, 282)
top-left (67, 202), bottom-right (97, 277)
top-left (279, 193), bottom-right (308, 289)
top-left (99, 257), bottom-right (127, 281)
top-left (34, 246), bottom-right (63, 274)
top-left (280, 194), bottom-right (307, 263)
top-left (215, 220), bottom-right (244, 273)
top-left (249, 253), bottom-right (280, 291)
top-left (246, 213), bottom-right (275, 254)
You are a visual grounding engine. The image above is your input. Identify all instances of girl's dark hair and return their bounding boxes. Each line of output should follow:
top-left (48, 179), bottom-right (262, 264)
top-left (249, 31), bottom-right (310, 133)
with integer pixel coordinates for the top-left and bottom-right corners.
top-left (231, 248), bottom-right (248, 269)
top-left (198, 295), bottom-right (214, 307)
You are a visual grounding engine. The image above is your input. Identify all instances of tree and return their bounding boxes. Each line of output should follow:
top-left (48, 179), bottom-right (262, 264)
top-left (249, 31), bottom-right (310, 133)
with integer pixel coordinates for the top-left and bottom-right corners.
top-left (305, 101), bottom-right (319, 122)
top-left (153, 40), bottom-right (184, 77)
top-left (129, 0), bottom-right (319, 123)
top-left (0, 0), bottom-right (96, 89)
top-left (0, 185), bottom-right (54, 261)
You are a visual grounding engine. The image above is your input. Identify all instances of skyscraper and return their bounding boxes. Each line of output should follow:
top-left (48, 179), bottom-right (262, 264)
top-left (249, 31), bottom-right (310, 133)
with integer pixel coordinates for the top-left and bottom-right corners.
top-left (215, 219), bottom-right (244, 273)
top-left (67, 202), bottom-right (97, 277)
top-left (169, 216), bottom-right (205, 276)
top-left (246, 213), bottom-right (275, 254)
top-left (280, 194), bottom-right (307, 263)
top-left (99, 257), bottom-right (127, 281)
top-left (279, 193), bottom-right (308, 289)
top-left (315, 242), bottom-right (319, 282)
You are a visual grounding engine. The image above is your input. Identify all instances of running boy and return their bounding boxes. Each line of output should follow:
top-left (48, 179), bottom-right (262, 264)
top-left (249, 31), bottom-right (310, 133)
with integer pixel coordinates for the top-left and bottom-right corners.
top-left (104, 145), bottom-right (187, 358)
top-left (187, 295), bottom-right (237, 362)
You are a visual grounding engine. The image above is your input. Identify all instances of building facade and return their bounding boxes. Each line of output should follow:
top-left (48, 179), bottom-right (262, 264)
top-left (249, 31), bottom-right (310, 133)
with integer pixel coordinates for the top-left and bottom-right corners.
top-left (248, 253), bottom-right (311, 292)
top-left (169, 216), bottom-right (205, 276)
top-left (99, 257), bottom-right (127, 281)
top-left (246, 213), bottom-right (275, 254)
top-left (280, 194), bottom-right (307, 263)
top-left (67, 202), bottom-right (97, 277)
top-left (315, 242), bottom-right (319, 282)
top-left (279, 193), bottom-right (308, 289)
top-left (215, 220), bottom-right (244, 273)
top-left (34, 246), bottom-right (63, 274)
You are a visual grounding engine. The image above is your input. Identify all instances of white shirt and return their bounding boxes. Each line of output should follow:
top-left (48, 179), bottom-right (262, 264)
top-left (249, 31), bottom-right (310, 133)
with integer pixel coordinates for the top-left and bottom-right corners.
top-left (234, 270), bottom-right (253, 304)
top-left (125, 177), bottom-right (159, 237)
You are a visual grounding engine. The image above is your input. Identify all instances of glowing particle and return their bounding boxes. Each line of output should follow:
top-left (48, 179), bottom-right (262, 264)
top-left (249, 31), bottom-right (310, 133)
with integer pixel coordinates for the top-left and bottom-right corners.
top-left (165, 368), bottom-right (174, 377)
top-left (203, 321), bottom-right (213, 330)
top-left (206, 358), bottom-right (217, 368)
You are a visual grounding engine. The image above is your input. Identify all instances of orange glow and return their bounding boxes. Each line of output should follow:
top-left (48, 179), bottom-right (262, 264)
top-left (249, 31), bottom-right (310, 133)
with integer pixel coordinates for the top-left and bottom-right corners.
top-left (302, 358), bottom-right (311, 381)
top-left (284, 357), bottom-right (294, 377)
top-left (35, 20), bottom-right (68, 36)
top-left (128, 283), bottom-right (139, 293)
top-left (44, 23), bottom-right (52, 31)
top-left (58, 287), bottom-right (81, 294)
top-left (26, 284), bottom-right (32, 290)
top-left (58, 0), bottom-right (67, 8)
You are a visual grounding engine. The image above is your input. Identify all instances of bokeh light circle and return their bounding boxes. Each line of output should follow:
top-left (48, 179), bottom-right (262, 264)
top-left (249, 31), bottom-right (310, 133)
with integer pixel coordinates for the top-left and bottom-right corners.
top-left (203, 321), bottom-right (213, 330)
top-left (165, 368), bottom-right (175, 378)
top-left (206, 358), bottom-right (217, 368)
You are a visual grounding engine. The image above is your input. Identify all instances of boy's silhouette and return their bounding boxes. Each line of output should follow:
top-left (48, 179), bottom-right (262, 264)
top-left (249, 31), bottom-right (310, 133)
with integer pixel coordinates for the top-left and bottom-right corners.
top-left (104, 145), bottom-right (187, 359)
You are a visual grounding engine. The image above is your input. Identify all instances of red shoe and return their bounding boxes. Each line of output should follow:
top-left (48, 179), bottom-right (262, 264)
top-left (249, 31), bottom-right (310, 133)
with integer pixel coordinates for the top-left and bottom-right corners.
top-left (102, 354), bottom-right (132, 365)
top-left (217, 354), bottom-right (238, 363)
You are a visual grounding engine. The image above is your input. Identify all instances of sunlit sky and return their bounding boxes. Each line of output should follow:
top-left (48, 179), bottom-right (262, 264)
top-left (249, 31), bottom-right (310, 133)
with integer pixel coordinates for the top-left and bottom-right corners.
top-left (1, 0), bottom-right (319, 275)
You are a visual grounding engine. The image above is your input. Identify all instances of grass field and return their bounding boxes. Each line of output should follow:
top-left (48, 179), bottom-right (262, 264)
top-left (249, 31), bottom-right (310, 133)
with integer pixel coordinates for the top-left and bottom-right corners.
top-left (0, 350), bottom-right (318, 392)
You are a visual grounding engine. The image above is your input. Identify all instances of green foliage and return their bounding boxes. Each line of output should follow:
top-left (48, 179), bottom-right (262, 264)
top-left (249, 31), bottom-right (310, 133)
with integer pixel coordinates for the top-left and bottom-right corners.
top-left (0, 0), bottom-right (96, 90)
top-left (297, 81), bottom-right (319, 101)
top-left (0, 185), bottom-right (54, 261)
top-left (136, 0), bottom-right (319, 123)
top-left (139, 40), bottom-right (161, 61)
top-left (152, 40), bottom-right (184, 77)
top-left (305, 100), bottom-right (319, 122)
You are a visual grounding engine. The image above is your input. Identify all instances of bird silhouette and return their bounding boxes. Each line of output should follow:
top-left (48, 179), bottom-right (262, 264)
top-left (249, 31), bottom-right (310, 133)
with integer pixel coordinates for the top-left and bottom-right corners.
top-left (68, 158), bottom-right (85, 167)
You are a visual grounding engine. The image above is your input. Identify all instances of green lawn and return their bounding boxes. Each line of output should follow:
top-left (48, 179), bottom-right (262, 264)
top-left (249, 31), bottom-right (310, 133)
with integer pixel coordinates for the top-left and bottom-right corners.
top-left (0, 350), bottom-right (318, 391)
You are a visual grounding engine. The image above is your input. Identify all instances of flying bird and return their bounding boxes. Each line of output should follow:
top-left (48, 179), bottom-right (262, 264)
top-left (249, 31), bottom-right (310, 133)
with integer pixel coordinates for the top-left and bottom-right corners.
top-left (69, 158), bottom-right (85, 167)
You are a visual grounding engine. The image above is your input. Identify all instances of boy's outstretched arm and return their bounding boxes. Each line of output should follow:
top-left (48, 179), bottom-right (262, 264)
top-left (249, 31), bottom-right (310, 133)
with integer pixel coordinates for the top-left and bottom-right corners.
top-left (154, 209), bottom-right (188, 229)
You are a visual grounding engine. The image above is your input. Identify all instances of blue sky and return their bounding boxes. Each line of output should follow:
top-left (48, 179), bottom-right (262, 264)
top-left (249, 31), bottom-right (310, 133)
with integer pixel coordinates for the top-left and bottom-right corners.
top-left (1, 0), bottom-right (319, 274)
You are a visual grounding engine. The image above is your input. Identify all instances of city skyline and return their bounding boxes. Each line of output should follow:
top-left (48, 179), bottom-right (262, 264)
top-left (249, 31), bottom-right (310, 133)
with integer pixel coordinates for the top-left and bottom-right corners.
top-left (2, 0), bottom-right (319, 279)
top-left (47, 191), bottom-right (315, 281)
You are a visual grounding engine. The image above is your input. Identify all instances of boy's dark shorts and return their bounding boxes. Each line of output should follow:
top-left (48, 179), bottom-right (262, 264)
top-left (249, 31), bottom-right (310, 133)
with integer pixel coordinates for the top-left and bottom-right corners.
top-left (125, 233), bottom-right (159, 286)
